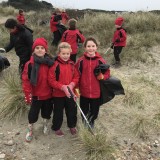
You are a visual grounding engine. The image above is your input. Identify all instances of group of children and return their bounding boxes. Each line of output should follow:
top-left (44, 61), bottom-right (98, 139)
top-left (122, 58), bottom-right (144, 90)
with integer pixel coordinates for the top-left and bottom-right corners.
top-left (0, 9), bottom-right (127, 142)
top-left (22, 36), bottom-right (110, 142)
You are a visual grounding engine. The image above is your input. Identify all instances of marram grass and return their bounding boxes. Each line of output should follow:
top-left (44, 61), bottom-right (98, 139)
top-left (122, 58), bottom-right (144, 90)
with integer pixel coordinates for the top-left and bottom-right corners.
top-left (0, 70), bottom-right (28, 120)
top-left (77, 125), bottom-right (115, 160)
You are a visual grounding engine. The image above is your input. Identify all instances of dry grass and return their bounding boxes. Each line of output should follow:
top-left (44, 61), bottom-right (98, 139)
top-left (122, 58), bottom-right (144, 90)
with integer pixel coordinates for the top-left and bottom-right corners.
top-left (0, 69), bottom-right (28, 120)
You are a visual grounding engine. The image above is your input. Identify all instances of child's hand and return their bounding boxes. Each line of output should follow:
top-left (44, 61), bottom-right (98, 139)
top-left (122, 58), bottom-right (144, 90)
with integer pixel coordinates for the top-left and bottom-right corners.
top-left (75, 88), bottom-right (80, 98)
top-left (96, 73), bottom-right (104, 80)
top-left (24, 92), bottom-right (32, 105)
top-left (68, 82), bottom-right (75, 90)
top-left (61, 85), bottom-right (71, 98)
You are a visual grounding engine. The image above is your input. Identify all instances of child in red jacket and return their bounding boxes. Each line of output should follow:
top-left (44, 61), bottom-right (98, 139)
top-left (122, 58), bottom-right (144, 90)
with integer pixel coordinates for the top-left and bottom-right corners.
top-left (17, 9), bottom-right (25, 25)
top-left (61, 9), bottom-right (69, 25)
top-left (76, 37), bottom-right (110, 128)
top-left (22, 38), bottom-right (55, 142)
top-left (111, 17), bottom-right (127, 67)
top-left (48, 42), bottom-right (79, 137)
top-left (61, 18), bottom-right (85, 63)
top-left (50, 8), bottom-right (62, 46)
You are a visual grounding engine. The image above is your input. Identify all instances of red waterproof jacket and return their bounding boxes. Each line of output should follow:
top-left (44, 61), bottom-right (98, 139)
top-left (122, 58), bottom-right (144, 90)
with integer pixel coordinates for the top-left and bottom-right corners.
top-left (50, 14), bottom-right (62, 32)
top-left (75, 52), bottom-right (110, 98)
top-left (17, 14), bottom-right (25, 25)
top-left (61, 12), bottom-right (69, 25)
top-left (112, 28), bottom-right (127, 47)
top-left (48, 56), bottom-right (79, 97)
top-left (22, 56), bottom-right (52, 100)
top-left (61, 29), bottom-right (85, 54)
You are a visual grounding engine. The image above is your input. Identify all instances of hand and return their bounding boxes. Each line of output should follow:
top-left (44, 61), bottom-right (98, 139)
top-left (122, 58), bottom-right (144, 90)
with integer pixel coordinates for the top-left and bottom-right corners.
top-left (96, 73), bottom-right (104, 80)
top-left (0, 48), bottom-right (6, 53)
top-left (115, 39), bottom-right (120, 42)
top-left (68, 82), bottom-right (75, 90)
top-left (24, 92), bottom-right (32, 105)
top-left (61, 85), bottom-right (71, 98)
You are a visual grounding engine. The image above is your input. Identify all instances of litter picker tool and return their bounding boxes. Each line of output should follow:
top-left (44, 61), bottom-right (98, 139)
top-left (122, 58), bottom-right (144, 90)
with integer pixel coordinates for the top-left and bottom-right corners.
top-left (67, 86), bottom-right (94, 135)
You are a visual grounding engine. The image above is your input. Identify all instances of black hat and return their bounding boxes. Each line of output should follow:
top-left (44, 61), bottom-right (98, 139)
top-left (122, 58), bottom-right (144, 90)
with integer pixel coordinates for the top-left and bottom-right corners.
top-left (5, 19), bottom-right (17, 29)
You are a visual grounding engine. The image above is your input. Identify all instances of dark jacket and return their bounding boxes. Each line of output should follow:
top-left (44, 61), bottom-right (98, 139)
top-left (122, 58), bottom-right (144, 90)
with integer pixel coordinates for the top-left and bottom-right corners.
top-left (94, 64), bottom-right (125, 105)
top-left (5, 25), bottom-right (33, 63)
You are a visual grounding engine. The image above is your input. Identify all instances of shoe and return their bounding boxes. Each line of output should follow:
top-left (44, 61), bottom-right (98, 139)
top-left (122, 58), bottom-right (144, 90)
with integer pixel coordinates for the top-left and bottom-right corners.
top-left (25, 128), bottom-right (33, 142)
top-left (55, 129), bottom-right (64, 137)
top-left (70, 128), bottom-right (77, 135)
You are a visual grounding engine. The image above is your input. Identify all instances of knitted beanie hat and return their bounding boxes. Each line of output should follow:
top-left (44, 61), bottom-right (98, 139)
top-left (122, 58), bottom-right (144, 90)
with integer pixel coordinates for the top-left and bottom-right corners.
top-left (32, 38), bottom-right (48, 52)
top-left (115, 17), bottom-right (124, 26)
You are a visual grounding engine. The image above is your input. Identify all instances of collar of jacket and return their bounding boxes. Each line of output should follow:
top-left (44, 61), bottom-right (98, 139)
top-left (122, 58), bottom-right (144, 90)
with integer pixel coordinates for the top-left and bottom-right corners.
top-left (84, 52), bottom-right (101, 60)
top-left (57, 56), bottom-right (74, 65)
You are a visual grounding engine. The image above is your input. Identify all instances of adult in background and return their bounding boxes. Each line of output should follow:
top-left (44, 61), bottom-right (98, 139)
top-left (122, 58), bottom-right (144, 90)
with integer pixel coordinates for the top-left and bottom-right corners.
top-left (0, 19), bottom-right (33, 74)
top-left (50, 8), bottom-right (62, 46)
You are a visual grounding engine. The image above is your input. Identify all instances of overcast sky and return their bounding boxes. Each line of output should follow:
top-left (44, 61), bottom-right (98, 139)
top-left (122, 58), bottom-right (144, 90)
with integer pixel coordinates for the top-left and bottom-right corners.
top-left (0, 0), bottom-right (160, 11)
top-left (44, 0), bottom-right (160, 11)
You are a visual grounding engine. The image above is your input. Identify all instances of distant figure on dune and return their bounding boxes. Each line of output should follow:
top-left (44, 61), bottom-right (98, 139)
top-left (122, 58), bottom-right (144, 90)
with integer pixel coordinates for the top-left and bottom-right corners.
top-left (17, 9), bottom-right (25, 25)
top-left (111, 17), bottom-right (127, 68)
top-left (50, 8), bottom-right (63, 46)
top-left (61, 9), bottom-right (69, 25)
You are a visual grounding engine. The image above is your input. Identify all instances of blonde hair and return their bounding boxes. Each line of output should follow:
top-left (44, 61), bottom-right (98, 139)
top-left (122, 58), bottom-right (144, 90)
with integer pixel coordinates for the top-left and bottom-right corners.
top-left (57, 42), bottom-right (72, 53)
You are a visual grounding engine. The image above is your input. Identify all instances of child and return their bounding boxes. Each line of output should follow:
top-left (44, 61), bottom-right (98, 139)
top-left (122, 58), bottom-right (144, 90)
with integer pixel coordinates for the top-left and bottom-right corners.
top-left (22, 38), bottom-right (55, 142)
top-left (75, 37), bottom-right (110, 128)
top-left (48, 42), bottom-right (79, 137)
top-left (111, 17), bottom-right (127, 67)
top-left (17, 9), bottom-right (25, 25)
top-left (61, 18), bottom-right (85, 63)
top-left (50, 8), bottom-right (62, 46)
top-left (61, 9), bottom-right (69, 25)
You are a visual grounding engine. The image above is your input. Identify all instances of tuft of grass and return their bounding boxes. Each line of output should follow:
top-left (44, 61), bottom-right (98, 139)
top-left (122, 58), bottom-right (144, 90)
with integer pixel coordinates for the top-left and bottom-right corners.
top-left (123, 88), bottom-right (144, 109)
top-left (0, 70), bottom-right (28, 120)
top-left (77, 125), bottom-right (115, 160)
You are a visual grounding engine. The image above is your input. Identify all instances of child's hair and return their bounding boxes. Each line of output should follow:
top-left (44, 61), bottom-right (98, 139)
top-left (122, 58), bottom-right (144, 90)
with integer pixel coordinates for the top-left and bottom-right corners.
top-left (54, 8), bottom-right (61, 14)
top-left (19, 9), bottom-right (23, 14)
top-left (84, 37), bottom-right (98, 47)
top-left (57, 42), bottom-right (72, 53)
top-left (68, 18), bottom-right (77, 30)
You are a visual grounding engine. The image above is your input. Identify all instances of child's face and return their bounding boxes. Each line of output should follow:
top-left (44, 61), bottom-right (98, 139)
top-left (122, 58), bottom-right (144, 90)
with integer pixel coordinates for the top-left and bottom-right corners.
top-left (115, 25), bottom-right (121, 28)
top-left (85, 40), bottom-right (97, 57)
top-left (59, 48), bottom-right (70, 61)
top-left (8, 26), bottom-right (17, 33)
top-left (34, 46), bottom-right (46, 57)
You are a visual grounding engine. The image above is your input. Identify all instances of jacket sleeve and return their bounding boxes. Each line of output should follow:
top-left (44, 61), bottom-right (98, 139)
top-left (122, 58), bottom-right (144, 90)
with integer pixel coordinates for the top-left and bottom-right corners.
top-left (48, 64), bottom-right (64, 90)
top-left (99, 59), bottom-right (110, 80)
top-left (4, 34), bottom-right (14, 52)
top-left (77, 30), bottom-right (85, 43)
top-left (22, 62), bottom-right (32, 94)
